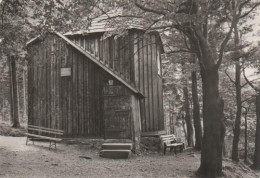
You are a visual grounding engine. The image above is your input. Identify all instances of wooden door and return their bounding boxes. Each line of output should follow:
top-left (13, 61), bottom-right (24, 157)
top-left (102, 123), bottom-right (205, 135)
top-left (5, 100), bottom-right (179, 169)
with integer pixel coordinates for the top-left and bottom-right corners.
top-left (103, 81), bottom-right (131, 139)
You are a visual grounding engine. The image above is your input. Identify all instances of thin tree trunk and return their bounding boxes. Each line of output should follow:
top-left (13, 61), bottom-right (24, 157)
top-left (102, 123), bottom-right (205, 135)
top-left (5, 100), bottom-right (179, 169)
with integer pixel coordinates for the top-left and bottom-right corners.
top-left (9, 56), bottom-right (20, 128)
top-left (9, 58), bottom-right (14, 124)
top-left (23, 66), bottom-right (27, 120)
top-left (192, 70), bottom-right (202, 150)
top-left (182, 117), bottom-right (187, 143)
top-left (232, 21), bottom-right (242, 163)
top-left (244, 107), bottom-right (248, 164)
top-left (17, 68), bottom-right (20, 122)
top-left (253, 94), bottom-right (260, 169)
top-left (1, 74), bottom-right (4, 120)
top-left (183, 86), bottom-right (193, 147)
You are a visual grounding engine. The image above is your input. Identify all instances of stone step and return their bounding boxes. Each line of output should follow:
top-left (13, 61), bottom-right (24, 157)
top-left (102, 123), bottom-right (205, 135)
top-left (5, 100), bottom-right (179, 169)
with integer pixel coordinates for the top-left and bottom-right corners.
top-left (100, 149), bottom-right (131, 159)
top-left (101, 143), bottom-right (133, 150)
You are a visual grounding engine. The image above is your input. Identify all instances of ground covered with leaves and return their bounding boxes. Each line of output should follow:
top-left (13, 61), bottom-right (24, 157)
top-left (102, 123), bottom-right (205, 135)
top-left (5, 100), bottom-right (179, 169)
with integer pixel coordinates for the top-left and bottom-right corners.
top-left (0, 122), bottom-right (26, 137)
top-left (0, 123), bottom-right (259, 178)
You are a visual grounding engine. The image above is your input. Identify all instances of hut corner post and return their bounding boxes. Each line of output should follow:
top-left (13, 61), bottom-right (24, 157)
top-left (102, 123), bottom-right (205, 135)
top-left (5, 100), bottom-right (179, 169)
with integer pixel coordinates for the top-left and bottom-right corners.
top-left (131, 95), bottom-right (142, 152)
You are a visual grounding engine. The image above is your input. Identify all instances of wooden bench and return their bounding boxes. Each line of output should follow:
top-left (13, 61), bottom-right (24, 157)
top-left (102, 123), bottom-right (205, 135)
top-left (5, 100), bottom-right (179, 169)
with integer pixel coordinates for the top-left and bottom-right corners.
top-left (25, 125), bottom-right (64, 149)
top-left (160, 134), bottom-right (185, 155)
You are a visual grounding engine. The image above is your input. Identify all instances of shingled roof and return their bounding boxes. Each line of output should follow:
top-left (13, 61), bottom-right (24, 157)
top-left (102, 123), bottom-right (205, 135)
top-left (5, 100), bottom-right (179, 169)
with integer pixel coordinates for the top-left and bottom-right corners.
top-left (64, 10), bottom-right (144, 36)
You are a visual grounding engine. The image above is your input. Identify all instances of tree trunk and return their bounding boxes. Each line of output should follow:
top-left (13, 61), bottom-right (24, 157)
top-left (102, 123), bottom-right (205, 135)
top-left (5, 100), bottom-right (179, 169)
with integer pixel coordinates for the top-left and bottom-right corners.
top-left (192, 70), bottom-right (202, 151)
top-left (182, 117), bottom-right (187, 143)
top-left (181, 59), bottom-right (193, 147)
top-left (244, 108), bottom-right (248, 163)
top-left (253, 94), bottom-right (260, 169)
top-left (183, 86), bottom-right (194, 147)
top-left (232, 21), bottom-right (242, 162)
top-left (23, 66), bottom-right (27, 120)
top-left (197, 67), bottom-right (225, 177)
top-left (9, 56), bottom-right (20, 128)
top-left (1, 75), bottom-right (4, 120)
top-left (232, 62), bottom-right (242, 162)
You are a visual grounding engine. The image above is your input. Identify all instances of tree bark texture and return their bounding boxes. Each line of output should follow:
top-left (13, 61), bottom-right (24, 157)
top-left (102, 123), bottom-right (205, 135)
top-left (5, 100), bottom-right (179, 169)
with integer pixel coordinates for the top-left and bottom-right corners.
top-left (253, 94), bottom-right (260, 169)
top-left (9, 56), bottom-right (20, 128)
top-left (23, 66), bottom-right (27, 119)
top-left (192, 70), bottom-right (202, 151)
top-left (183, 87), bottom-right (193, 147)
top-left (182, 5), bottom-right (227, 175)
top-left (182, 117), bottom-right (187, 142)
top-left (232, 21), bottom-right (242, 162)
top-left (244, 108), bottom-right (248, 163)
top-left (232, 62), bottom-right (242, 162)
top-left (1, 75), bottom-right (4, 120)
top-left (197, 66), bottom-right (225, 177)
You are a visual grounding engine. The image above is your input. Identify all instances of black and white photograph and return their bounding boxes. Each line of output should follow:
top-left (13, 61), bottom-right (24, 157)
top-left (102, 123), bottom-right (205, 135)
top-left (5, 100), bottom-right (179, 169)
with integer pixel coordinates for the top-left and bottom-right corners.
top-left (0, 0), bottom-right (260, 177)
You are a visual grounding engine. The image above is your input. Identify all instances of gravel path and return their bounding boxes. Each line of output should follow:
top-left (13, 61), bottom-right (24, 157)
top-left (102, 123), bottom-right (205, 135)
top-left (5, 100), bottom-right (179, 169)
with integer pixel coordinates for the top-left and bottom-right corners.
top-left (0, 136), bottom-right (200, 178)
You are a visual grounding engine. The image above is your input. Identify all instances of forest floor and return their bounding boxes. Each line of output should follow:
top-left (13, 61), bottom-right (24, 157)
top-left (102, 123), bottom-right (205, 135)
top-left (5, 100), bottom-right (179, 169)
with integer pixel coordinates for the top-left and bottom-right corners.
top-left (0, 122), bottom-right (260, 178)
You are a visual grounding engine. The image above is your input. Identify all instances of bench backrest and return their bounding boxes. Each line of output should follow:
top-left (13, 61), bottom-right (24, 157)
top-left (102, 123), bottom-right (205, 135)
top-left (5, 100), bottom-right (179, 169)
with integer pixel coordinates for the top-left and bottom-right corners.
top-left (160, 134), bottom-right (177, 146)
top-left (28, 125), bottom-right (64, 136)
top-left (160, 135), bottom-right (176, 141)
top-left (159, 134), bottom-right (175, 139)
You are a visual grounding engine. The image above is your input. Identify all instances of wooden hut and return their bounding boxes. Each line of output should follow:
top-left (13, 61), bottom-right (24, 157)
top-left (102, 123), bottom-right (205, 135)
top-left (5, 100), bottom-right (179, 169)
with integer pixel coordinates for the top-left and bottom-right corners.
top-left (26, 13), bottom-right (164, 141)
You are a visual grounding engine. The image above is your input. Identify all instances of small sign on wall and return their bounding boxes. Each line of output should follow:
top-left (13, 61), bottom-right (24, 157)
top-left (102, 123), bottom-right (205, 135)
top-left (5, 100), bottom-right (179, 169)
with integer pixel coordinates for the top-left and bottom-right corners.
top-left (60, 68), bottom-right (71, 77)
top-left (108, 80), bottom-right (114, 85)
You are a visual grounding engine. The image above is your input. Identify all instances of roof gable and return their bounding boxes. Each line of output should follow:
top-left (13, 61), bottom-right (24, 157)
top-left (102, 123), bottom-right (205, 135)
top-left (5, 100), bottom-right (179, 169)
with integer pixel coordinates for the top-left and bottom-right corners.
top-left (54, 32), bottom-right (142, 96)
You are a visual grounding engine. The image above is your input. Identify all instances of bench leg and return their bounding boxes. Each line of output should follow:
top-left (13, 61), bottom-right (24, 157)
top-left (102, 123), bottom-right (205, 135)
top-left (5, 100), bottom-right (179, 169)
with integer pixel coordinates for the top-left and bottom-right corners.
top-left (174, 147), bottom-right (177, 155)
top-left (49, 141), bottom-right (57, 150)
top-left (26, 137), bottom-right (34, 145)
top-left (49, 140), bottom-right (51, 150)
top-left (180, 143), bottom-right (184, 152)
top-left (164, 144), bottom-right (166, 155)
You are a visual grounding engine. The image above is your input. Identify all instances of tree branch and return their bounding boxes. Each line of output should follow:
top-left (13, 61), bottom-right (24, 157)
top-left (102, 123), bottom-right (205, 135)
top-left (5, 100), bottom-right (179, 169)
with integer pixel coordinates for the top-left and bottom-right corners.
top-left (134, 1), bottom-right (166, 15)
top-left (242, 78), bottom-right (260, 88)
top-left (242, 95), bottom-right (254, 104)
top-left (1, 0), bottom-right (7, 28)
top-left (216, 18), bottom-right (236, 68)
top-left (165, 49), bottom-right (194, 54)
top-left (238, 0), bottom-right (251, 15)
top-left (150, 25), bottom-right (174, 30)
top-left (224, 69), bottom-right (236, 84)
top-left (239, 2), bottom-right (260, 19)
top-left (242, 63), bottom-right (259, 93)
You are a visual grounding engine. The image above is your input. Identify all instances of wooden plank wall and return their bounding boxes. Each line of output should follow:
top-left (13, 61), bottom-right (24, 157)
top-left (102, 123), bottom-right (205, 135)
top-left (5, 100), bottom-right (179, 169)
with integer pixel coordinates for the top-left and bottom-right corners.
top-left (133, 31), bottom-right (164, 132)
top-left (67, 30), bottom-right (164, 132)
top-left (27, 34), bottom-right (104, 137)
top-left (27, 30), bottom-right (164, 137)
top-left (68, 33), bottom-right (135, 87)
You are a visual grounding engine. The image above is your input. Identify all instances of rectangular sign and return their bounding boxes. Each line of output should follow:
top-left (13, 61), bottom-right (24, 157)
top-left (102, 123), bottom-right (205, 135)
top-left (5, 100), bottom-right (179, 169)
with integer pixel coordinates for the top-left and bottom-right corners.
top-left (60, 68), bottom-right (71, 77)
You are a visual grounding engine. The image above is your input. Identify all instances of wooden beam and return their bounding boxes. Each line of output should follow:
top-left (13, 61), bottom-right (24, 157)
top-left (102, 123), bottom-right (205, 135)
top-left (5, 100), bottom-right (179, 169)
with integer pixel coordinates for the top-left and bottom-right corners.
top-left (55, 32), bottom-right (143, 97)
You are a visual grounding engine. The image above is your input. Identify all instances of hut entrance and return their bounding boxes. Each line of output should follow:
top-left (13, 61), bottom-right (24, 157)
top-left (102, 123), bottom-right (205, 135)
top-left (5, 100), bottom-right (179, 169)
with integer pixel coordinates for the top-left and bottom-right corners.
top-left (103, 80), bottom-right (132, 139)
